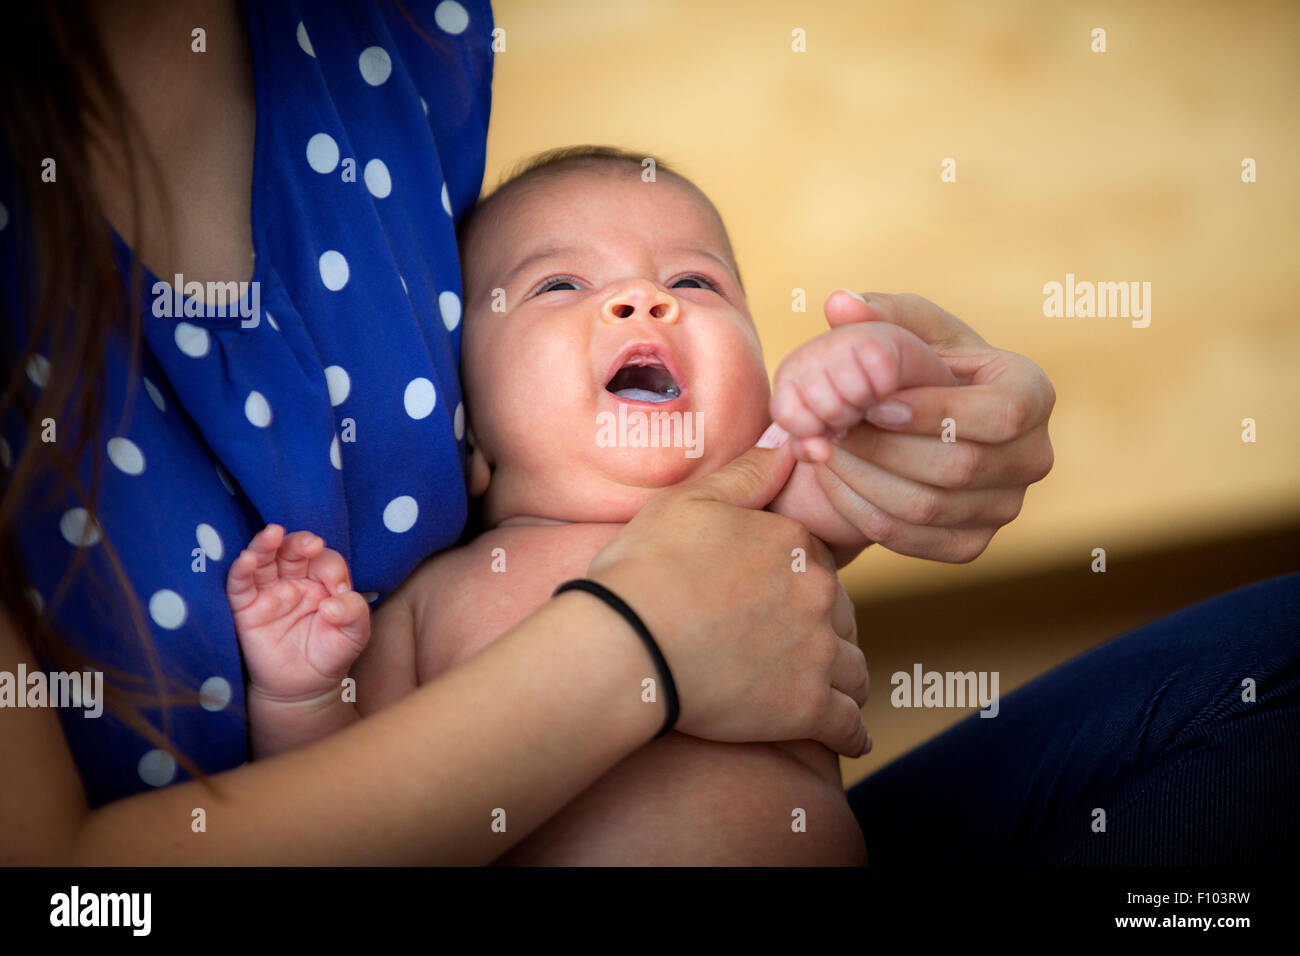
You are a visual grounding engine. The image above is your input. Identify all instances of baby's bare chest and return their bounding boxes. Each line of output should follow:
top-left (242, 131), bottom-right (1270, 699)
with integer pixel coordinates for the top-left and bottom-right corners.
top-left (415, 523), bottom-right (624, 678)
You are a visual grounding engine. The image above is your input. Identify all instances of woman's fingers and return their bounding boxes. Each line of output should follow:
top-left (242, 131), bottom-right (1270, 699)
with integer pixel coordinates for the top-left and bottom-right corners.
top-left (833, 421), bottom-right (1053, 492)
top-left (863, 352), bottom-right (1057, 446)
top-left (589, 443), bottom-right (869, 751)
top-left (811, 290), bottom-right (1056, 565)
top-left (821, 442), bottom-right (1031, 529)
top-left (772, 319), bottom-right (959, 463)
top-left (817, 689), bottom-right (872, 758)
top-left (830, 576), bottom-right (857, 645)
top-left (818, 464), bottom-right (997, 561)
top-left (827, 577), bottom-right (868, 714)
top-left (831, 631), bottom-right (869, 709)
top-left (676, 441), bottom-right (796, 511)
top-left (837, 290), bottom-right (986, 350)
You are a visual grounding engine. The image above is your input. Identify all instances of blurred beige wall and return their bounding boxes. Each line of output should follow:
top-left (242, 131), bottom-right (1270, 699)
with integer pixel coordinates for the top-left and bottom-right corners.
top-left (482, 0), bottom-right (1300, 599)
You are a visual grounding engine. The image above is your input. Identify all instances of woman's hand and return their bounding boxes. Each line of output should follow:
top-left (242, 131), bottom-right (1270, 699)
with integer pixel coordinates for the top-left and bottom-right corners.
top-left (586, 443), bottom-right (871, 757)
top-left (778, 290), bottom-right (1056, 564)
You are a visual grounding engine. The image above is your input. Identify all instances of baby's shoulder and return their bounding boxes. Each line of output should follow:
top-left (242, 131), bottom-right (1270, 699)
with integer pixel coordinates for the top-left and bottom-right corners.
top-left (407, 522), bottom-right (625, 674)
top-left (415, 522), bottom-right (619, 582)
top-left (453, 522), bottom-right (623, 595)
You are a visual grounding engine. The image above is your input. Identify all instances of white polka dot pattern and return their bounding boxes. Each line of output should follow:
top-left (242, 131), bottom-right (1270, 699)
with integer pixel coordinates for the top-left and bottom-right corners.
top-left (107, 437), bottom-right (145, 475)
top-left (138, 749), bottom-right (178, 788)
top-left (307, 133), bottom-right (340, 173)
top-left (404, 378), bottom-right (436, 419)
top-left (359, 46), bottom-right (393, 86)
top-left (319, 250), bottom-right (349, 291)
top-left (383, 496), bottom-right (418, 533)
top-left (435, 1), bottom-right (471, 34)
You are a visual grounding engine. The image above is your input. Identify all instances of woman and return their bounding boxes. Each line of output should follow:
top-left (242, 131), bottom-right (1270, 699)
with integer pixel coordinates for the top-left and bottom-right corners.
top-left (6, 1), bottom-right (1284, 866)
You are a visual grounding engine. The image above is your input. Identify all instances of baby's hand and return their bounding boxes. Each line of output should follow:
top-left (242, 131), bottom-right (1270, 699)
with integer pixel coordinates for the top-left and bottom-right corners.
top-left (226, 524), bottom-right (371, 703)
top-left (771, 321), bottom-right (957, 464)
top-left (767, 321), bottom-right (957, 565)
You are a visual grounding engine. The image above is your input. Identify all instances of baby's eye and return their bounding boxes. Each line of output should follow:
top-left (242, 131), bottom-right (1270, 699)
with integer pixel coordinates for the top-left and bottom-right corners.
top-left (670, 274), bottom-right (719, 292)
top-left (534, 276), bottom-right (581, 294)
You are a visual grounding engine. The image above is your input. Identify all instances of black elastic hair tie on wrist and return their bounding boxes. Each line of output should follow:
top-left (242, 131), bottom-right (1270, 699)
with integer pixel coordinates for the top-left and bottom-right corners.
top-left (552, 578), bottom-right (680, 738)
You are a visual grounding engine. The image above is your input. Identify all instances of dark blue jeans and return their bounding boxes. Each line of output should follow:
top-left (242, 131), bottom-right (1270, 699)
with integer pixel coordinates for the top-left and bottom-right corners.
top-left (847, 572), bottom-right (1300, 865)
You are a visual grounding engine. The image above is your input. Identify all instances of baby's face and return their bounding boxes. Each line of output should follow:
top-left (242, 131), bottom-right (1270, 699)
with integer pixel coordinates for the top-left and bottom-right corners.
top-left (461, 169), bottom-right (770, 527)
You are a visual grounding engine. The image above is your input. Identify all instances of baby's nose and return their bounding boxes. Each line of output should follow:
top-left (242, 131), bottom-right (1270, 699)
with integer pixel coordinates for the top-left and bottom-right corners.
top-left (600, 279), bottom-right (680, 324)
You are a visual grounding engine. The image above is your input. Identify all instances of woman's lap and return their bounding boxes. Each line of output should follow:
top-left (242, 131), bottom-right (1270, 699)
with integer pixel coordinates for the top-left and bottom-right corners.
top-left (847, 571), bottom-right (1300, 864)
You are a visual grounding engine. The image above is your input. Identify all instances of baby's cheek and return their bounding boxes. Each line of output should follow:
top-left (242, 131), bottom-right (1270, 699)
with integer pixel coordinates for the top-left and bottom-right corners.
top-left (699, 388), bottom-right (767, 467)
top-left (710, 344), bottom-right (770, 428)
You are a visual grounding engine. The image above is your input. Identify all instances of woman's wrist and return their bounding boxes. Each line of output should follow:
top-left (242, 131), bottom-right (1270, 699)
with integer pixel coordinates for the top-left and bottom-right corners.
top-left (535, 590), bottom-right (666, 747)
top-left (552, 579), bottom-right (679, 737)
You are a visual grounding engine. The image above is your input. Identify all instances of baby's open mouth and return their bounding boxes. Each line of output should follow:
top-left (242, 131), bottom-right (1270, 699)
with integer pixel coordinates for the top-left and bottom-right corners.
top-left (605, 359), bottom-right (681, 404)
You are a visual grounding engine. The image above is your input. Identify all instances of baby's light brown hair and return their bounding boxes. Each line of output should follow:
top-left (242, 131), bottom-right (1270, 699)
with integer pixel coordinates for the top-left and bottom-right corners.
top-left (455, 145), bottom-right (745, 305)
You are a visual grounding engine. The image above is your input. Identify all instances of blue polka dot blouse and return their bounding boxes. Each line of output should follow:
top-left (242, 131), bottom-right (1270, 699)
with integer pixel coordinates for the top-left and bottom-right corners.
top-left (0, 0), bottom-right (494, 806)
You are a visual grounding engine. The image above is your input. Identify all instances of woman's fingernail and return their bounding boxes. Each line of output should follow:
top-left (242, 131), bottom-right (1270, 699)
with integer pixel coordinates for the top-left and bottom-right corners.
top-left (836, 288), bottom-right (869, 305)
top-left (860, 735), bottom-right (873, 756)
top-left (756, 423), bottom-right (790, 448)
top-left (865, 400), bottom-right (912, 426)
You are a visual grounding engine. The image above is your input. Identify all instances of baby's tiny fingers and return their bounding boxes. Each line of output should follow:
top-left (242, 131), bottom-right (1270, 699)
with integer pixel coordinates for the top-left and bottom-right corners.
top-left (248, 538), bottom-right (286, 589)
top-left (824, 346), bottom-right (879, 413)
top-left (772, 378), bottom-right (834, 438)
top-left (321, 591), bottom-right (371, 650)
top-left (278, 531), bottom-right (324, 578)
top-left (309, 547), bottom-right (352, 596)
top-left (793, 367), bottom-right (858, 432)
top-left (794, 435), bottom-right (833, 463)
top-left (226, 549), bottom-right (264, 604)
top-left (246, 524), bottom-right (285, 556)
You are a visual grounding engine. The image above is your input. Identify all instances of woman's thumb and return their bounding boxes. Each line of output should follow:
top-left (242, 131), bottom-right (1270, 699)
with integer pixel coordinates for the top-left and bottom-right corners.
top-left (683, 424), bottom-right (794, 510)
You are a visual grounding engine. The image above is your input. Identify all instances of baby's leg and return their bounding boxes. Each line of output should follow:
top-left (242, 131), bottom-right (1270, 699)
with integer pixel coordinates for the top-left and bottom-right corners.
top-left (496, 733), bottom-right (866, 866)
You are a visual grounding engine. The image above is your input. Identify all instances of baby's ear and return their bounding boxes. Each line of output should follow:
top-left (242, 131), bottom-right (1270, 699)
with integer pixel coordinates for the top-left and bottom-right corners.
top-left (466, 425), bottom-right (492, 497)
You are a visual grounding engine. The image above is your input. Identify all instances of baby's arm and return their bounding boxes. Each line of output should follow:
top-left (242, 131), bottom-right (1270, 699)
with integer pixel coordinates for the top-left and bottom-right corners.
top-left (226, 525), bottom-right (372, 758)
top-left (766, 321), bottom-right (957, 566)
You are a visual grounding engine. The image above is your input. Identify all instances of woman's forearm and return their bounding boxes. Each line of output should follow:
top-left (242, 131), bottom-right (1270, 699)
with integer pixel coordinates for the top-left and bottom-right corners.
top-left (66, 592), bottom-right (662, 864)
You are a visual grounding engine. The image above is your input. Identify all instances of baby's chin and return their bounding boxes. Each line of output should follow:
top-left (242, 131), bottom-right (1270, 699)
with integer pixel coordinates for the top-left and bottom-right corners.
top-left (483, 449), bottom-right (729, 527)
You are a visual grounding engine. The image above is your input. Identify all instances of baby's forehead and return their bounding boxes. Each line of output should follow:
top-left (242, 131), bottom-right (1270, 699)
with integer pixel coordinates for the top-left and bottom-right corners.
top-left (508, 170), bottom-right (728, 258)
top-left (519, 168), bottom-right (718, 234)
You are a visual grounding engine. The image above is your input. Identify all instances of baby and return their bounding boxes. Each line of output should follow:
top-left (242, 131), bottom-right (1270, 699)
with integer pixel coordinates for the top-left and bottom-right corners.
top-left (226, 147), bottom-right (956, 865)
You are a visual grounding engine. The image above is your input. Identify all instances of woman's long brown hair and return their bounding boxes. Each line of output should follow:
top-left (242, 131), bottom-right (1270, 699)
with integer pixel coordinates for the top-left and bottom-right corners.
top-left (1, 2), bottom-right (209, 787)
